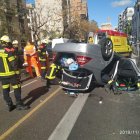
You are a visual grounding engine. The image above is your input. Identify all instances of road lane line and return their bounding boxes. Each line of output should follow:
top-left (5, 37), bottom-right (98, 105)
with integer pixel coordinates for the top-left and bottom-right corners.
top-left (48, 93), bottom-right (90, 140)
top-left (10, 79), bottom-right (38, 93)
top-left (0, 87), bottom-right (61, 140)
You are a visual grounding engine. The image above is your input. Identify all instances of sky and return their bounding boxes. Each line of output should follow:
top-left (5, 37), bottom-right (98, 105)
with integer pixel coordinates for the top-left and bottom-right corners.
top-left (87, 0), bottom-right (136, 28)
top-left (26, 0), bottom-right (136, 28)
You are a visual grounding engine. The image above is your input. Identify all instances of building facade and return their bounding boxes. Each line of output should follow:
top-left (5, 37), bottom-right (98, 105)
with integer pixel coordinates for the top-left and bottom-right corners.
top-left (64, 0), bottom-right (88, 39)
top-left (0, 0), bottom-right (28, 45)
top-left (118, 7), bottom-right (134, 35)
top-left (69, 0), bottom-right (88, 20)
top-left (118, 13), bottom-right (123, 32)
top-left (100, 23), bottom-right (112, 30)
top-left (33, 0), bottom-right (88, 40)
top-left (34, 0), bottom-right (64, 40)
top-left (132, 0), bottom-right (140, 44)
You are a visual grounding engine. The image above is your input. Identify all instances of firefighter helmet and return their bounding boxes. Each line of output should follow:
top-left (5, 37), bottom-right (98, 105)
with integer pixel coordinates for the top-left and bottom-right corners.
top-left (12, 40), bottom-right (18, 45)
top-left (0, 35), bottom-right (11, 43)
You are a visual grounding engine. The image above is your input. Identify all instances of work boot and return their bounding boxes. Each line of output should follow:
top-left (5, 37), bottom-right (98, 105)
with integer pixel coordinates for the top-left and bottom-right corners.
top-left (7, 102), bottom-right (15, 112)
top-left (16, 102), bottom-right (29, 110)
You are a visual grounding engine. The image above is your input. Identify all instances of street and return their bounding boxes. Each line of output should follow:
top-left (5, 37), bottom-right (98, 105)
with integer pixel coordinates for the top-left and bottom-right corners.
top-left (0, 74), bottom-right (140, 140)
top-left (0, 0), bottom-right (140, 140)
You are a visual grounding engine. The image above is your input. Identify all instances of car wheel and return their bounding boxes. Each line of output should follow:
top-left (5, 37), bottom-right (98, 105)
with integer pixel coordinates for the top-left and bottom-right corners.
top-left (99, 38), bottom-right (113, 61)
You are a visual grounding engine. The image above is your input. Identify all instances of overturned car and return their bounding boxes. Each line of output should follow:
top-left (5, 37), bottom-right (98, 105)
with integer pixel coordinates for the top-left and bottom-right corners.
top-left (52, 39), bottom-right (140, 93)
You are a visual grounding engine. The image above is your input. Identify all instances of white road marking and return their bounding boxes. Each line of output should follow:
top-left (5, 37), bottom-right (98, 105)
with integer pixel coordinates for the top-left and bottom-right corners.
top-left (48, 93), bottom-right (90, 140)
top-left (0, 87), bottom-right (61, 140)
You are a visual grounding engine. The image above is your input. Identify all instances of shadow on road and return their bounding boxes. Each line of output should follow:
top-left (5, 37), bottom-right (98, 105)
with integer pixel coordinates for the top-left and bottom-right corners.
top-left (22, 86), bottom-right (49, 106)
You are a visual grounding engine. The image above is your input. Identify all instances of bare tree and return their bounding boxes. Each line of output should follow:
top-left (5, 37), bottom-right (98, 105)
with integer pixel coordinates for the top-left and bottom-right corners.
top-left (63, 9), bottom-right (99, 41)
top-left (27, 0), bottom-right (64, 43)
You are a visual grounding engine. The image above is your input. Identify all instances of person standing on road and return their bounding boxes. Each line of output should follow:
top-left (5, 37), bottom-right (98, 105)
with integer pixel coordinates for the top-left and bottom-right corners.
top-left (38, 41), bottom-right (49, 79)
top-left (45, 63), bottom-right (61, 89)
top-left (12, 40), bottom-right (24, 71)
top-left (23, 40), bottom-right (41, 78)
top-left (0, 35), bottom-right (28, 111)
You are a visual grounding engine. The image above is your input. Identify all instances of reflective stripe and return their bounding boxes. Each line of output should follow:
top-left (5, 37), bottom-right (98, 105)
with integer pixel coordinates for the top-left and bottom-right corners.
top-left (2, 84), bottom-right (10, 89)
top-left (46, 66), bottom-right (56, 79)
top-left (0, 53), bottom-right (8, 57)
top-left (46, 75), bottom-right (55, 80)
top-left (108, 80), bottom-right (113, 84)
top-left (15, 70), bottom-right (20, 74)
top-left (42, 52), bottom-right (46, 55)
top-left (2, 57), bottom-right (9, 72)
top-left (0, 55), bottom-right (16, 76)
top-left (137, 83), bottom-right (140, 87)
top-left (0, 49), bottom-right (5, 53)
top-left (8, 56), bottom-right (15, 62)
top-left (39, 58), bottom-right (46, 61)
top-left (41, 67), bottom-right (46, 69)
top-left (18, 84), bottom-right (21, 87)
top-left (12, 84), bottom-right (20, 89)
top-left (0, 71), bottom-right (15, 76)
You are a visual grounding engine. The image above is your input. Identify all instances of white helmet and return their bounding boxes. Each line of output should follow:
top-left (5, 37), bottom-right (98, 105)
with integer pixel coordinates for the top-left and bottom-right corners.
top-left (0, 35), bottom-right (11, 43)
top-left (12, 40), bottom-right (18, 45)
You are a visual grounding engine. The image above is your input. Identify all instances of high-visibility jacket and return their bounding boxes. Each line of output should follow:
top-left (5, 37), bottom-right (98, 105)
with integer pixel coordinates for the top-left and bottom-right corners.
top-left (0, 46), bottom-right (19, 79)
top-left (24, 44), bottom-right (36, 58)
top-left (46, 63), bottom-right (61, 80)
top-left (38, 45), bottom-right (49, 64)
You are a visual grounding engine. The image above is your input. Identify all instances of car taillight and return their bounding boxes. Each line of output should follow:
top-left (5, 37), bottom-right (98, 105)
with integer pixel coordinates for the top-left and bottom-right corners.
top-left (76, 56), bottom-right (92, 66)
top-left (52, 52), bottom-right (57, 61)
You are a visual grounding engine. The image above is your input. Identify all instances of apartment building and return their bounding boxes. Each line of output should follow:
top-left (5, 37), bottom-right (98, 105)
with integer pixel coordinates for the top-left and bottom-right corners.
top-left (132, 0), bottom-right (140, 43)
top-left (118, 7), bottom-right (134, 34)
top-left (100, 23), bottom-right (112, 30)
top-left (118, 13), bottom-right (123, 32)
top-left (69, 0), bottom-right (88, 20)
top-left (0, 0), bottom-right (28, 45)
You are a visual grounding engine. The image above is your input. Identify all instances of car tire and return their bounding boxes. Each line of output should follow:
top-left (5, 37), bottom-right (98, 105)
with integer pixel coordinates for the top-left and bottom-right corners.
top-left (99, 38), bottom-right (113, 61)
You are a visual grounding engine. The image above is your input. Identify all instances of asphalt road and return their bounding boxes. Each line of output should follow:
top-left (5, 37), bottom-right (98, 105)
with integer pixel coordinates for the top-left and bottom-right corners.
top-left (0, 75), bottom-right (140, 140)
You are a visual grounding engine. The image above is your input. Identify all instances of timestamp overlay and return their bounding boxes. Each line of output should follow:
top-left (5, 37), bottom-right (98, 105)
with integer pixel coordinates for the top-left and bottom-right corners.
top-left (120, 130), bottom-right (140, 135)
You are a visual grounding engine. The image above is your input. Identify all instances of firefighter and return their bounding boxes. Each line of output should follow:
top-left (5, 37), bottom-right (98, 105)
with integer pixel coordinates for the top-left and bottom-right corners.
top-left (0, 35), bottom-right (28, 111)
top-left (12, 40), bottom-right (24, 70)
top-left (45, 63), bottom-right (61, 89)
top-left (12, 40), bottom-right (19, 55)
top-left (38, 42), bottom-right (49, 79)
top-left (23, 40), bottom-right (41, 78)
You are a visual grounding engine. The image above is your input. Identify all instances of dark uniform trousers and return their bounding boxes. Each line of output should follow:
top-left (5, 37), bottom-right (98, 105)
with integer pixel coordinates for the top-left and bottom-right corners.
top-left (40, 61), bottom-right (47, 78)
top-left (1, 75), bottom-right (21, 105)
top-left (38, 48), bottom-right (49, 78)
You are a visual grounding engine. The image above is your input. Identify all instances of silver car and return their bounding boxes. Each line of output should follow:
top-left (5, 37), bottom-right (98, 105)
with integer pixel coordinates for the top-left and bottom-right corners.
top-left (53, 40), bottom-right (140, 92)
